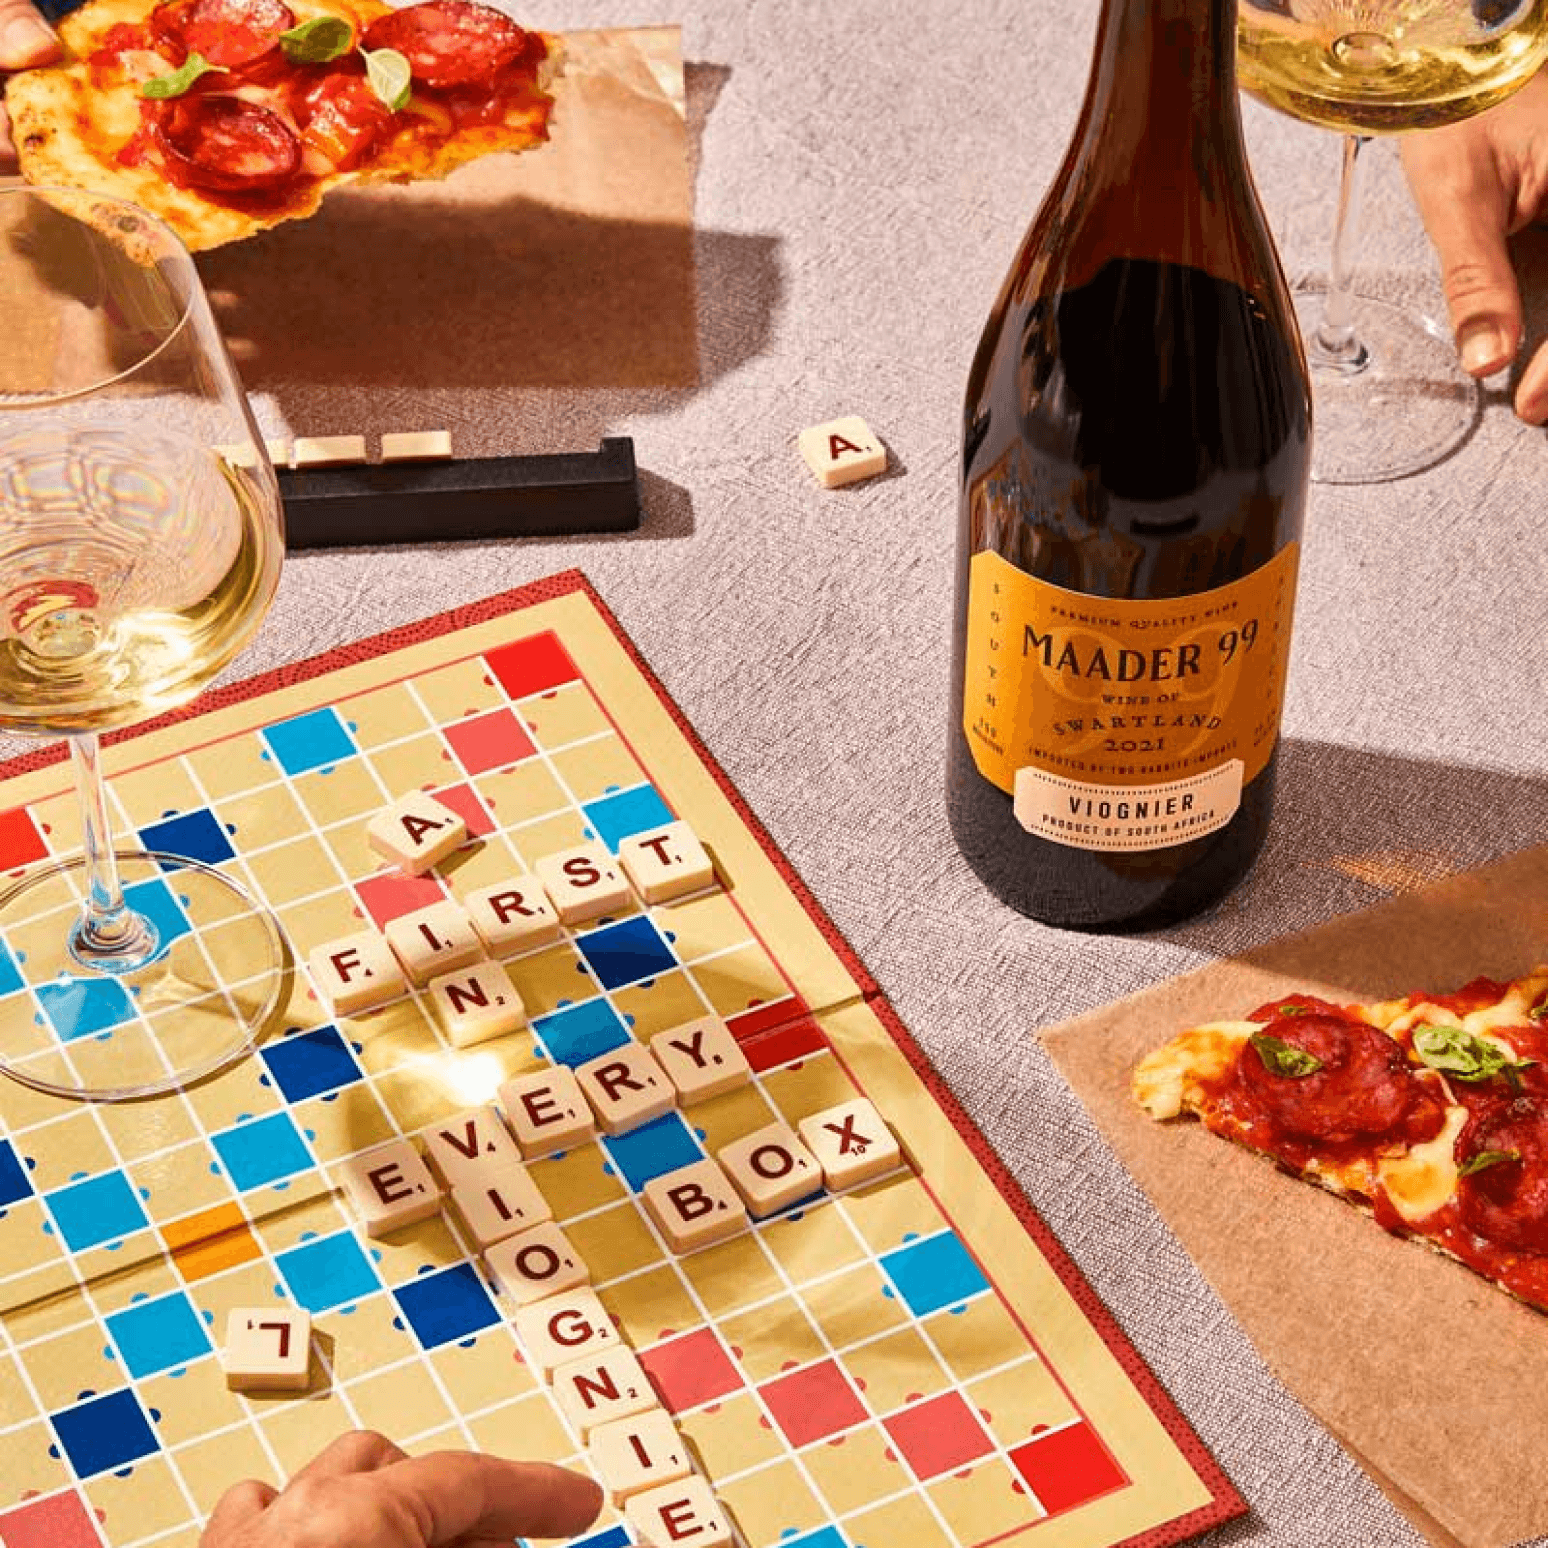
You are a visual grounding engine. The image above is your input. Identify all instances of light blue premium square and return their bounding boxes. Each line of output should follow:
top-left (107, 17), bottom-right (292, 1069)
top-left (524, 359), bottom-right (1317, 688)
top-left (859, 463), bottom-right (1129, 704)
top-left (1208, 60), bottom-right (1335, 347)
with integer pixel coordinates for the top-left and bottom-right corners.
top-left (275, 1231), bottom-right (381, 1312)
top-left (44, 1171), bottom-right (149, 1251)
top-left (260, 709), bottom-right (358, 776)
top-left (211, 1112), bottom-right (312, 1191)
top-left (531, 999), bottom-right (632, 1067)
top-left (878, 1231), bottom-right (990, 1318)
top-left (603, 1113), bottom-right (702, 1191)
top-left (581, 785), bottom-right (675, 853)
top-left (35, 975), bottom-right (137, 1041)
top-left (106, 1291), bottom-right (212, 1378)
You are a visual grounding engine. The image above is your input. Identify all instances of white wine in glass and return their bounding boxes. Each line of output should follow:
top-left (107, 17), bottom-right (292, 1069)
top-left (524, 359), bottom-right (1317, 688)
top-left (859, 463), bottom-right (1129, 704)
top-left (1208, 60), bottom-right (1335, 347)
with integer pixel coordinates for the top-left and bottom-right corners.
top-left (0, 185), bottom-right (286, 1102)
top-left (1238, 0), bottom-right (1548, 482)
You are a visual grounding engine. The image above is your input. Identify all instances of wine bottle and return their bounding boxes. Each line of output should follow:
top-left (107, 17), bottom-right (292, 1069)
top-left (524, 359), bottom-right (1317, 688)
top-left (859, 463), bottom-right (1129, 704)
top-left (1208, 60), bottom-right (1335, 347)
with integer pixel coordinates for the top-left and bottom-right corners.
top-left (946, 0), bottom-right (1313, 931)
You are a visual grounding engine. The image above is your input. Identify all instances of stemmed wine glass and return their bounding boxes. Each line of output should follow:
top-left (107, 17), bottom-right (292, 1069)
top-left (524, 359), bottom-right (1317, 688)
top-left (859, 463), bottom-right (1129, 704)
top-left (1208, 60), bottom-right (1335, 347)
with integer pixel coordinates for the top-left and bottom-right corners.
top-left (1238, 0), bottom-right (1548, 483)
top-left (0, 185), bottom-right (286, 1102)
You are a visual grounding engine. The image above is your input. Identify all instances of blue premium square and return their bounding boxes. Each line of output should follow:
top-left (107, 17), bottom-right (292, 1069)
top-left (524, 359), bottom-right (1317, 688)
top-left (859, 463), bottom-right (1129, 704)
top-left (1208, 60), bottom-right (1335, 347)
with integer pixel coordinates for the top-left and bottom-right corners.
top-left (777, 1531), bottom-right (847, 1548)
top-left (44, 1171), bottom-right (148, 1251)
top-left (575, 916), bottom-right (677, 992)
top-left (603, 1113), bottom-right (702, 1191)
top-left (275, 1231), bottom-right (381, 1312)
top-left (260, 709), bottom-right (357, 777)
top-left (581, 785), bottom-right (674, 853)
top-left (0, 940), bottom-right (23, 998)
top-left (212, 1112), bottom-right (311, 1191)
top-left (135, 809), bottom-right (236, 867)
top-left (531, 999), bottom-right (631, 1067)
top-left (122, 878), bottom-right (192, 949)
top-left (392, 1263), bottom-right (501, 1350)
top-left (35, 975), bottom-right (137, 1041)
top-left (51, 1388), bottom-right (159, 1478)
top-left (0, 1138), bottom-right (33, 1208)
top-left (106, 1291), bottom-right (212, 1378)
top-left (565, 1528), bottom-right (630, 1548)
top-left (261, 1027), bottom-right (363, 1103)
top-left (879, 1231), bottom-right (990, 1318)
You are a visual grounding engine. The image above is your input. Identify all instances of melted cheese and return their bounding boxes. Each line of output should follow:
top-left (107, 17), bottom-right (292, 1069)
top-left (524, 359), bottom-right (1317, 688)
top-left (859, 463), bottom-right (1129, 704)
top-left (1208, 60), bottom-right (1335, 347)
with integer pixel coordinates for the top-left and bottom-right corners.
top-left (1377, 1104), bottom-right (1467, 1225)
top-left (1131, 1020), bottom-right (1256, 1120)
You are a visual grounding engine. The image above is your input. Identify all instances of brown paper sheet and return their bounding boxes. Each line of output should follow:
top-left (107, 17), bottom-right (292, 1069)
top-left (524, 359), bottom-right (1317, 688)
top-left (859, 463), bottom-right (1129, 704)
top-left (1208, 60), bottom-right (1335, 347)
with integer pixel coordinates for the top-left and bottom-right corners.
top-left (195, 26), bottom-right (695, 452)
top-left (1042, 842), bottom-right (1548, 1548)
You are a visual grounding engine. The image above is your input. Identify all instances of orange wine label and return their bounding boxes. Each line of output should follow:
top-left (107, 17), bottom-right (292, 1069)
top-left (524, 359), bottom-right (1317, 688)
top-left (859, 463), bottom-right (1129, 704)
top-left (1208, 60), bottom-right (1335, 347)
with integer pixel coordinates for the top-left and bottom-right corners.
top-left (962, 544), bottom-right (1299, 850)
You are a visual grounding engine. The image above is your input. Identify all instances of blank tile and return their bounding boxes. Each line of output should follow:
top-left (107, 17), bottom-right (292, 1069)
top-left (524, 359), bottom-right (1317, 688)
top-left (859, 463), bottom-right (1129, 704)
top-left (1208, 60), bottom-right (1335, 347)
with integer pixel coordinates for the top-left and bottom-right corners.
top-left (588, 1409), bottom-right (694, 1503)
top-left (648, 1017), bottom-right (751, 1106)
top-left (625, 1476), bottom-right (732, 1548)
top-left (419, 1105), bottom-right (523, 1187)
top-left (512, 1287), bottom-right (621, 1375)
top-left (575, 1043), bottom-right (675, 1136)
top-left (380, 429), bottom-right (453, 462)
top-left (534, 842), bottom-right (632, 925)
top-left (428, 960), bottom-right (527, 1048)
top-left (450, 1163), bottom-right (553, 1248)
top-left (336, 1139), bottom-right (441, 1237)
top-left (498, 1067), bottom-right (596, 1158)
top-left (461, 874), bottom-right (562, 955)
top-left (552, 1345), bottom-right (657, 1436)
top-left (222, 1306), bottom-right (312, 1393)
top-left (641, 1158), bottom-right (747, 1254)
top-left (796, 1097), bottom-right (903, 1191)
top-left (798, 415), bottom-right (887, 488)
top-left (308, 931), bottom-right (405, 1017)
top-left (717, 1122), bottom-right (821, 1218)
top-left (385, 900), bottom-right (483, 985)
top-left (367, 791), bottom-right (468, 874)
top-left (616, 822), bottom-right (717, 904)
top-left (485, 1221), bottom-right (589, 1307)
top-left (293, 434), bottom-right (367, 467)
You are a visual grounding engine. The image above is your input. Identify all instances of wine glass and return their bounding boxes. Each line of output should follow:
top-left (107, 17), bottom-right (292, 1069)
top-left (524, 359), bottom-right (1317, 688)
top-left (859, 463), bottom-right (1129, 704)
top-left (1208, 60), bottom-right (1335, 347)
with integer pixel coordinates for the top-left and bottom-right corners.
top-left (1238, 0), bottom-right (1548, 483)
top-left (0, 185), bottom-right (286, 1102)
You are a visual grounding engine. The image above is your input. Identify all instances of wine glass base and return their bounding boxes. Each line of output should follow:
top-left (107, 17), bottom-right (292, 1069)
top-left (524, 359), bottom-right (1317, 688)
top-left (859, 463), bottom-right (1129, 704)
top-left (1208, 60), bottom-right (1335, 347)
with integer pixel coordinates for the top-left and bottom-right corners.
top-left (1295, 286), bottom-right (1480, 485)
top-left (0, 851), bottom-right (288, 1102)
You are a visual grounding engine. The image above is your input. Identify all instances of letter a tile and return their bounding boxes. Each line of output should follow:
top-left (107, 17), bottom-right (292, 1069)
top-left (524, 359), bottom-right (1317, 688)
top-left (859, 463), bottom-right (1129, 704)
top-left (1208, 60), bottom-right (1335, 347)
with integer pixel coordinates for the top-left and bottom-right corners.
top-left (367, 791), bottom-right (468, 875)
top-left (798, 415), bottom-right (887, 489)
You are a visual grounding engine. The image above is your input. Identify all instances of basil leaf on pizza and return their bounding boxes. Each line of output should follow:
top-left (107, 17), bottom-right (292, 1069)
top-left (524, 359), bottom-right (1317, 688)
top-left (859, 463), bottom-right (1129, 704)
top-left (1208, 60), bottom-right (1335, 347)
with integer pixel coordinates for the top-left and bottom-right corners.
top-left (279, 16), bottom-right (353, 63)
top-left (141, 52), bottom-right (225, 98)
top-left (361, 46), bottom-right (412, 111)
top-left (1412, 1023), bottom-right (1531, 1082)
top-left (1248, 1032), bottom-right (1323, 1078)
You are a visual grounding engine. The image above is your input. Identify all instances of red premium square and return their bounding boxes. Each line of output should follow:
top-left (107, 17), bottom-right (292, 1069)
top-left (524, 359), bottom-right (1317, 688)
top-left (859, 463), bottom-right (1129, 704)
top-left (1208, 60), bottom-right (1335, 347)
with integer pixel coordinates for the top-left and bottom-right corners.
top-left (355, 871), bottom-right (447, 929)
top-left (883, 1391), bottom-right (993, 1480)
top-left (0, 1491), bottom-right (103, 1548)
top-left (1008, 1422), bottom-right (1128, 1513)
top-left (639, 1328), bottom-right (743, 1414)
top-left (733, 1014), bottom-right (829, 1074)
top-left (0, 805), bottom-right (49, 873)
top-left (442, 710), bottom-right (535, 776)
top-left (432, 783), bottom-right (496, 838)
top-left (484, 632), bottom-right (580, 701)
top-left (759, 1359), bottom-right (867, 1447)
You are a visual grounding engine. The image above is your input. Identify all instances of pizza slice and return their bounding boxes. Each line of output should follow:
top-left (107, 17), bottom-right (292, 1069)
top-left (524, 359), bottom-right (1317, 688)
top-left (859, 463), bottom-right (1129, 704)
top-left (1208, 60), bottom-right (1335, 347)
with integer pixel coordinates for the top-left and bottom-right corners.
top-left (6, 0), bottom-right (561, 250)
top-left (1133, 967), bottom-right (1548, 1312)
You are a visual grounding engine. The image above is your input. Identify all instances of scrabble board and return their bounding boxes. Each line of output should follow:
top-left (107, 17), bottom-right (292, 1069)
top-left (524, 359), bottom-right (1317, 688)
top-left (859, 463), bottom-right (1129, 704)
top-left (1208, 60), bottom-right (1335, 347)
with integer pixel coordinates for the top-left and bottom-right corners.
top-left (0, 571), bottom-right (1241, 1548)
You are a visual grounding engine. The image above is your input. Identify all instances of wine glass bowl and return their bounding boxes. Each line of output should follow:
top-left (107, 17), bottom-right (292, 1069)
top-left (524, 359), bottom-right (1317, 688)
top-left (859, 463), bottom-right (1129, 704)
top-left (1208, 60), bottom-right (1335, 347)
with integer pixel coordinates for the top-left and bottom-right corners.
top-left (0, 185), bottom-right (286, 1101)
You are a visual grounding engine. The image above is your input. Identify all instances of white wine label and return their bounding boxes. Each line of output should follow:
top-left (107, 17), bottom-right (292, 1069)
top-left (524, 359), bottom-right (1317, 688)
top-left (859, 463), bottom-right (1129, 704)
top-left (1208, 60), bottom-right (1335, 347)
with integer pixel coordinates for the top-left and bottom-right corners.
top-left (1013, 762), bottom-right (1243, 851)
top-left (962, 545), bottom-right (1299, 802)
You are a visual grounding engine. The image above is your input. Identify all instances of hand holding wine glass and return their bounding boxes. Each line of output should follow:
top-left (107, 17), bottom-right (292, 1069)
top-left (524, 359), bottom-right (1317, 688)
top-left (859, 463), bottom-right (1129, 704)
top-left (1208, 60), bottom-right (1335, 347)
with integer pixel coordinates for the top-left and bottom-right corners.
top-left (1399, 61), bottom-right (1548, 420)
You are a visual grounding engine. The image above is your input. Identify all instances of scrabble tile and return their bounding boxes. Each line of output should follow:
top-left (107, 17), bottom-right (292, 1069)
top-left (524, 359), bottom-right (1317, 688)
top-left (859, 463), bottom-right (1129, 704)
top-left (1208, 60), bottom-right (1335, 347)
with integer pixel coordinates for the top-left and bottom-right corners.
top-left (512, 1287), bottom-right (621, 1375)
top-left (616, 822), bottom-right (717, 904)
top-left (553, 1345), bottom-right (658, 1437)
top-left (293, 434), bottom-right (367, 467)
top-left (428, 960), bottom-right (527, 1048)
top-left (625, 1476), bottom-right (732, 1548)
top-left (419, 1105), bottom-right (523, 1187)
top-left (222, 1306), bottom-right (312, 1393)
top-left (575, 1043), bottom-right (675, 1137)
top-left (485, 1221), bottom-right (588, 1307)
top-left (450, 1163), bottom-right (553, 1248)
top-left (336, 1139), bottom-right (441, 1237)
top-left (641, 1158), bottom-right (747, 1254)
top-left (796, 1098), bottom-right (903, 1191)
top-left (380, 430), bottom-right (453, 462)
top-left (798, 415), bottom-right (887, 489)
top-left (461, 875), bottom-right (562, 955)
top-left (264, 437), bottom-right (292, 468)
top-left (498, 1067), bottom-right (596, 1158)
top-left (384, 900), bottom-right (483, 985)
top-left (534, 842), bottom-right (632, 925)
top-left (716, 1122), bottom-right (822, 1218)
top-left (367, 791), bottom-right (468, 875)
top-left (648, 1017), bottom-right (751, 1106)
top-left (588, 1410), bottom-right (694, 1503)
top-left (308, 931), bottom-right (405, 1016)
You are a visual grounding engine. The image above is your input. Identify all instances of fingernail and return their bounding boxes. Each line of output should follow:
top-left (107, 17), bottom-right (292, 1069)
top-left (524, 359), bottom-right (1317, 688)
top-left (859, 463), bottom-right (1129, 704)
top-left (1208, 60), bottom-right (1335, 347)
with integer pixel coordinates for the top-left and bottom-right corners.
top-left (1, 12), bottom-right (56, 64)
top-left (1458, 322), bottom-right (1508, 375)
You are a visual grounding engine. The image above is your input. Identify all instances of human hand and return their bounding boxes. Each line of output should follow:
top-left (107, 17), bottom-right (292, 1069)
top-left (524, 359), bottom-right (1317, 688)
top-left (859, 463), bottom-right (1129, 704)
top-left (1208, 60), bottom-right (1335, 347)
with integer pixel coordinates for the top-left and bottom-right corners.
top-left (1400, 66), bottom-right (1548, 422)
top-left (0, 0), bottom-right (60, 170)
top-left (200, 1431), bottom-right (604, 1548)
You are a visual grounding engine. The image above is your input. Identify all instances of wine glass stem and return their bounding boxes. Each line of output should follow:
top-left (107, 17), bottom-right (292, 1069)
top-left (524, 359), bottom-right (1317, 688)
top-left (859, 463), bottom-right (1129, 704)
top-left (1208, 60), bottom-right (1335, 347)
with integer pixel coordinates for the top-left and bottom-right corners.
top-left (69, 731), bottom-right (157, 967)
top-left (1314, 133), bottom-right (1372, 372)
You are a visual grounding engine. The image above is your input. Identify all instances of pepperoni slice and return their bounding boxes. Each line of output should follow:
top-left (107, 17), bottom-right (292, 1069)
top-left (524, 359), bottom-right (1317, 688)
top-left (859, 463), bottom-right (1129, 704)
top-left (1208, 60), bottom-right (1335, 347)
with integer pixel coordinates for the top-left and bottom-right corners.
top-left (360, 0), bottom-right (535, 88)
top-left (1458, 1099), bottom-right (1548, 1254)
top-left (156, 96), bottom-right (302, 192)
top-left (1236, 1012), bottom-right (1446, 1146)
top-left (154, 0), bottom-right (295, 65)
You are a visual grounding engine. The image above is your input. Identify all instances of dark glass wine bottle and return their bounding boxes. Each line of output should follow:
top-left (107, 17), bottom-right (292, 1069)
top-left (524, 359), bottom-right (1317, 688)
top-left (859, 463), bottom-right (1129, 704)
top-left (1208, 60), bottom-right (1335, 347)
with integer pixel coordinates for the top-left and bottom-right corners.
top-left (946, 0), bottom-right (1313, 932)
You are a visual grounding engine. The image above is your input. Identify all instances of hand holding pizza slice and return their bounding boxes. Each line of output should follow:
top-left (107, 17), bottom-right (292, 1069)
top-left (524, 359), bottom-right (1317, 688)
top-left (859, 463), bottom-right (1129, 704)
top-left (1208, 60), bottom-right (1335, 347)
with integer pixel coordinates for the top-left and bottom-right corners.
top-left (4, 0), bottom-right (560, 248)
